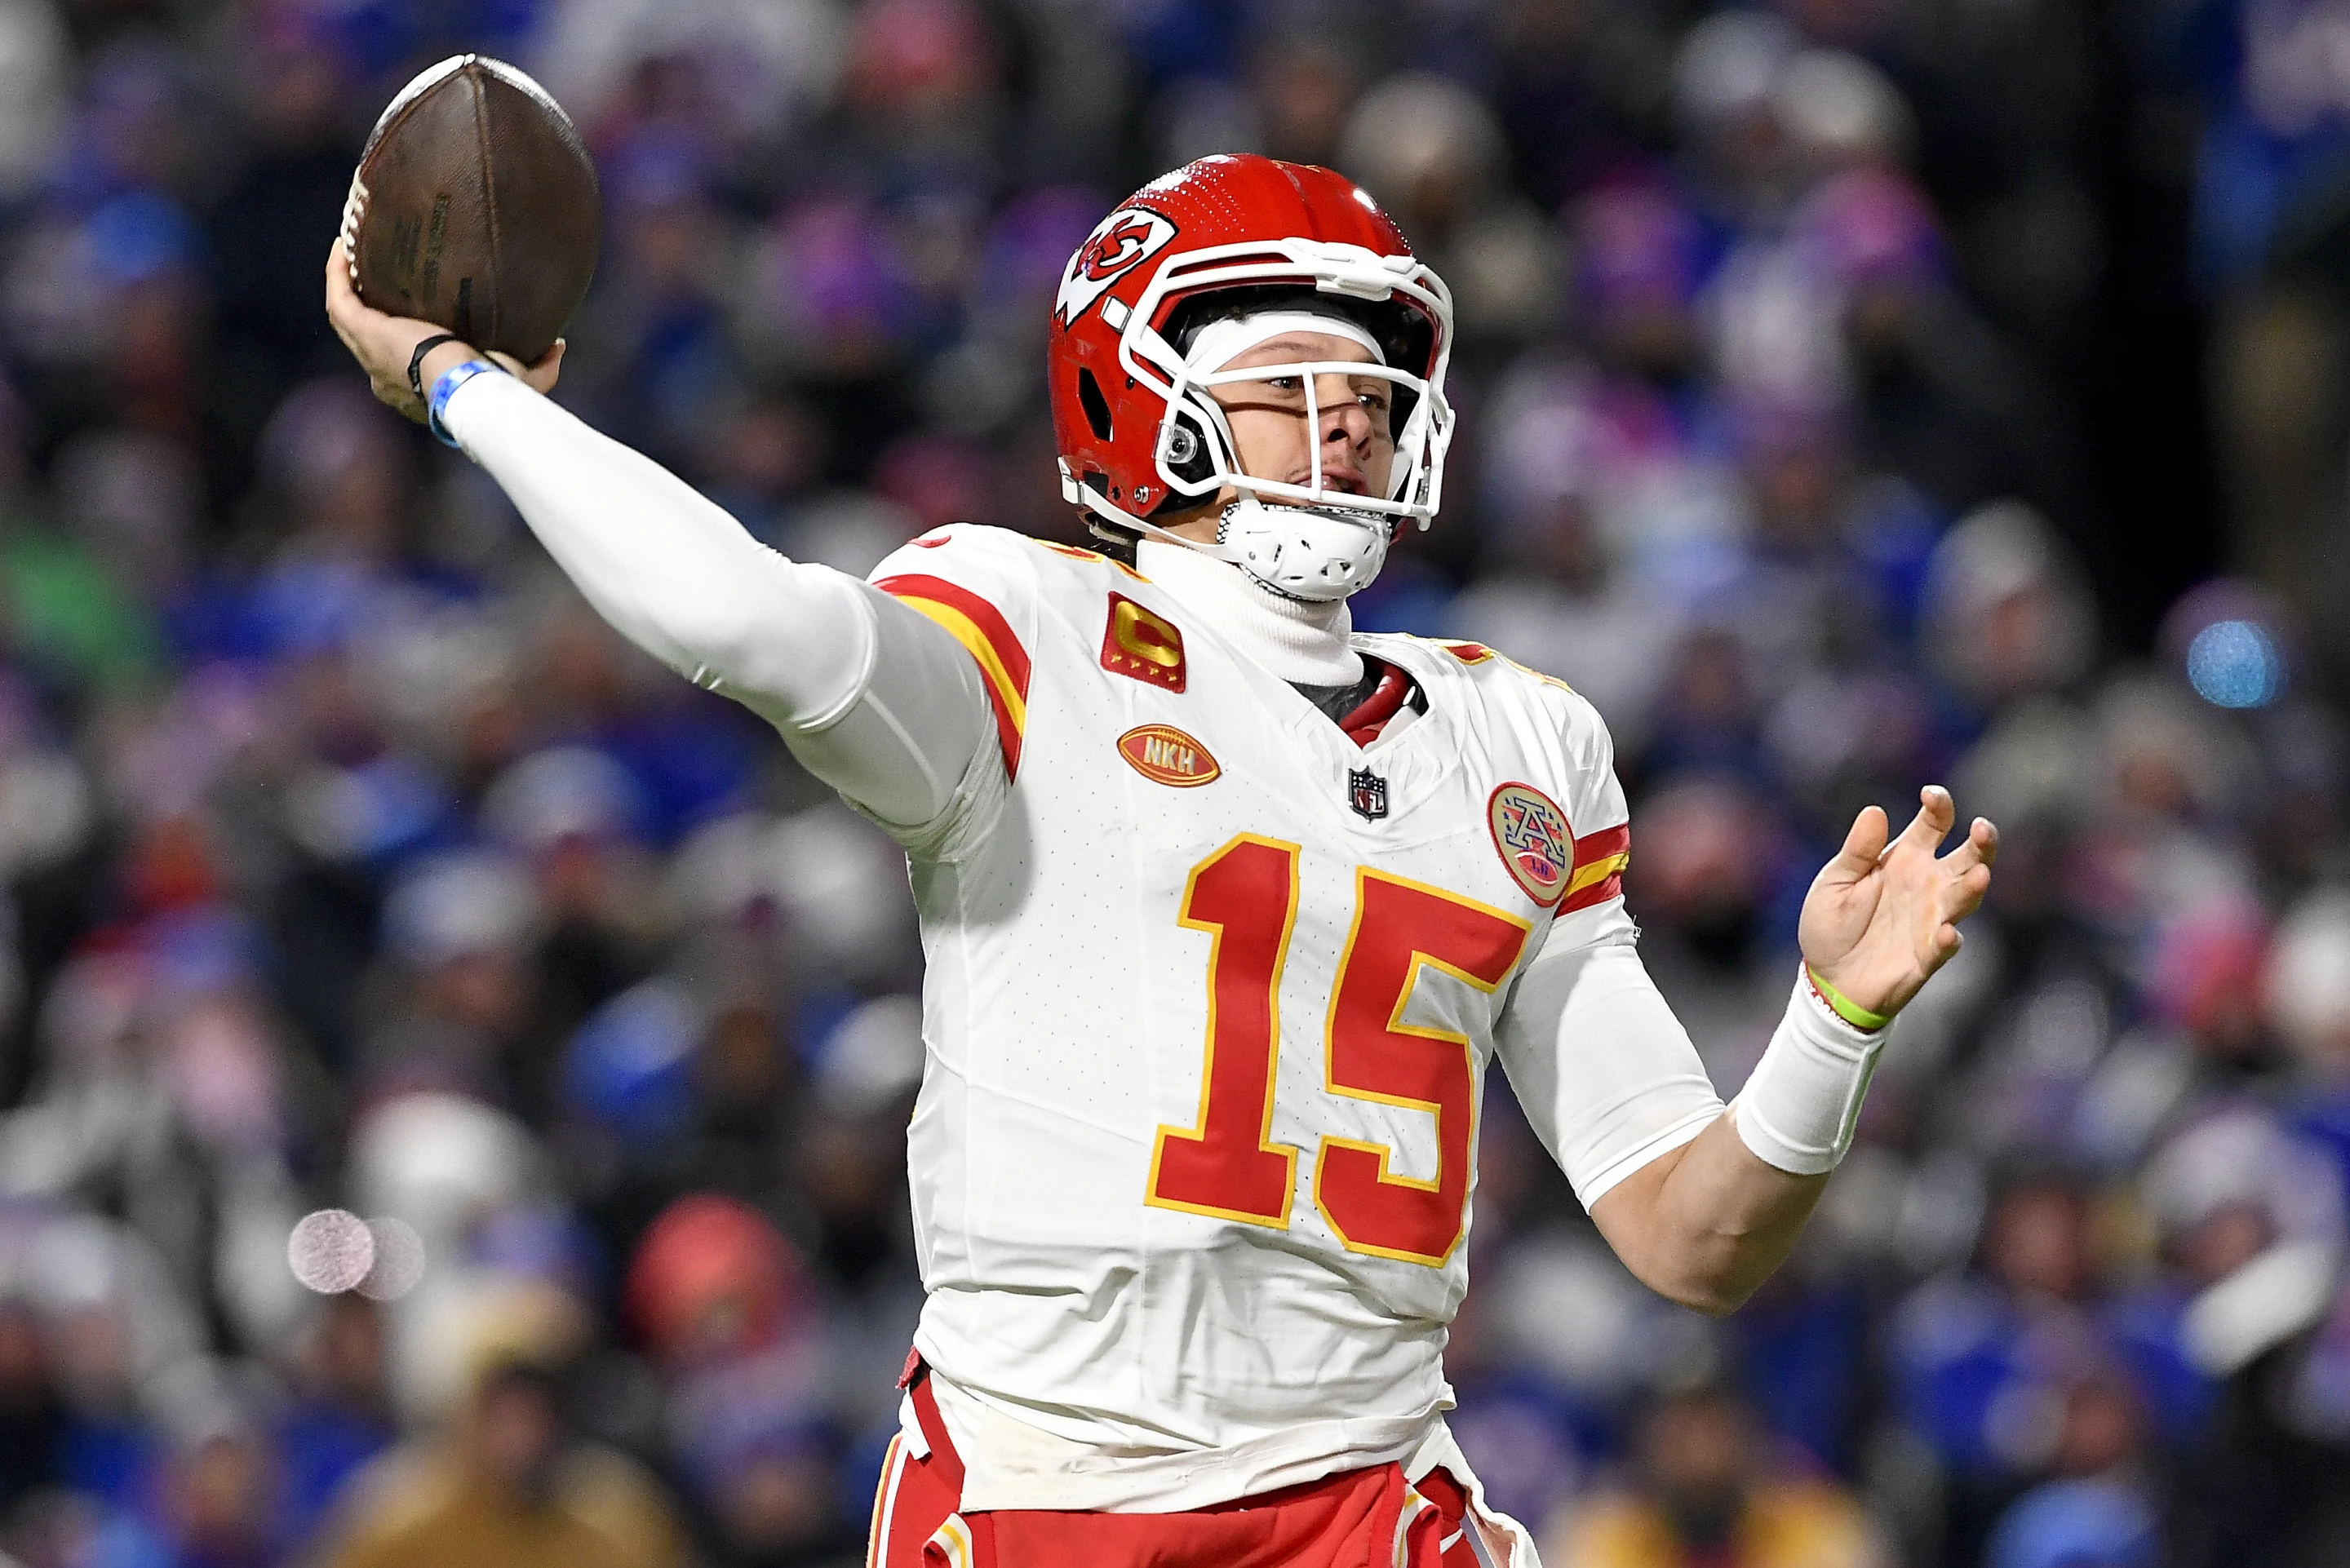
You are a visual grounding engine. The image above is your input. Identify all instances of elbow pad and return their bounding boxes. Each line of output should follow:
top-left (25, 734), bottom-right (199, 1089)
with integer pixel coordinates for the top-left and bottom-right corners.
top-left (1731, 967), bottom-right (1890, 1176)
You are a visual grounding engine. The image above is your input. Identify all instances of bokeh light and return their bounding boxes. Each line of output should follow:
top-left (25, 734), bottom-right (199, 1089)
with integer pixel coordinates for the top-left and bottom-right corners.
top-left (2185, 618), bottom-right (2286, 708)
top-left (357, 1216), bottom-right (425, 1301)
top-left (287, 1208), bottom-right (375, 1295)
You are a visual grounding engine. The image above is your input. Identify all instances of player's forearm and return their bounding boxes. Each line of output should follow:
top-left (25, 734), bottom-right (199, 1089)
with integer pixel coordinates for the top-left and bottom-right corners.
top-left (1589, 965), bottom-right (1889, 1312)
top-left (442, 371), bottom-right (866, 719)
top-left (1590, 1112), bottom-right (1828, 1315)
top-left (1505, 929), bottom-right (1885, 1313)
top-left (441, 371), bottom-right (991, 823)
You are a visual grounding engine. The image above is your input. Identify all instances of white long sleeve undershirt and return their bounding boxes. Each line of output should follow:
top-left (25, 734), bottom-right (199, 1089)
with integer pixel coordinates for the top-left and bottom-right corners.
top-left (443, 370), bottom-right (991, 828)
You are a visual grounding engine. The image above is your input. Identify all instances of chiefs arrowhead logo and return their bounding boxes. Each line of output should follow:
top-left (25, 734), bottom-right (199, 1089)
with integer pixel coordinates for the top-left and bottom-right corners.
top-left (1054, 207), bottom-right (1177, 329)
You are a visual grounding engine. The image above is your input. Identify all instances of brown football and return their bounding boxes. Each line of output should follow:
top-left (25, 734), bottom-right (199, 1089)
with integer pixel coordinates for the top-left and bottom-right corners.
top-left (341, 55), bottom-right (600, 363)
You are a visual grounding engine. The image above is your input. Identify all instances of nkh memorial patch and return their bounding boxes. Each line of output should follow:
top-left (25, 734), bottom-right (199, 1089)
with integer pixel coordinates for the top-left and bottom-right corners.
top-left (1488, 782), bottom-right (1573, 904)
top-left (1116, 724), bottom-right (1219, 787)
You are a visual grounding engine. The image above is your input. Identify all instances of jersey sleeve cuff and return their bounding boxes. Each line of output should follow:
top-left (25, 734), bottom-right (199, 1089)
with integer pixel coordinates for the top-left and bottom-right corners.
top-left (1572, 1103), bottom-right (1720, 1209)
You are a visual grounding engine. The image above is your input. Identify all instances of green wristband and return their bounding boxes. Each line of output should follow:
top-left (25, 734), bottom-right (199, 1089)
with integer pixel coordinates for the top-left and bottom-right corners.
top-left (1805, 964), bottom-right (1892, 1032)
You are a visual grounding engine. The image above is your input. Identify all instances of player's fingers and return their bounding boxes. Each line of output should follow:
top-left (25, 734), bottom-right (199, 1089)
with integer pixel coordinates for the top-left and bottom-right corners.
top-left (489, 340), bottom-right (564, 395)
top-left (1941, 861), bottom-right (1992, 921)
top-left (324, 237), bottom-right (363, 319)
top-left (1828, 804), bottom-right (1888, 878)
top-left (1892, 785), bottom-right (1957, 857)
top-left (1939, 814), bottom-right (1998, 874)
top-left (528, 339), bottom-right (565, 392)
top-left (324, 245), bottom-right (388, 365)
top-left (325, 237), bottom-right (423, 339)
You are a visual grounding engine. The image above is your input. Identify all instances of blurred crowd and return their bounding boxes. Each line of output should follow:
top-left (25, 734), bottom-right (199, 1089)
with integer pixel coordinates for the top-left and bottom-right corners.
top-left (0, 0), bottom-right (2348, 1566)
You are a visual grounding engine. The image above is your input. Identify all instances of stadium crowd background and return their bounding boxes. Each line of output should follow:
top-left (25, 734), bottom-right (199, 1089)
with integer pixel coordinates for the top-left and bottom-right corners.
top-left (1, 0), bottom-right (2348, 1564)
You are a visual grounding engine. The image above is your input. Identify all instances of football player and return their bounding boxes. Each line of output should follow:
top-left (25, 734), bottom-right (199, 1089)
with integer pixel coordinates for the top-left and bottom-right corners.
top-left (327, 153), bottom-right (1996, 1568)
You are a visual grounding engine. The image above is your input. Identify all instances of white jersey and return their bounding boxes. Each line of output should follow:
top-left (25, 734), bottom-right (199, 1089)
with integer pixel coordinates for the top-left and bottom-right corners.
top-left (867, 525), bottom-right (1643, 1513)
top-left (433, 369), bottom-right (1721, 1534)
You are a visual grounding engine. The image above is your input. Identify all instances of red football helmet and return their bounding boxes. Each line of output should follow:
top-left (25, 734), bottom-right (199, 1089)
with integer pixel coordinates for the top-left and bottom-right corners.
top-left (1045, 155), bottom-right (1455, 546)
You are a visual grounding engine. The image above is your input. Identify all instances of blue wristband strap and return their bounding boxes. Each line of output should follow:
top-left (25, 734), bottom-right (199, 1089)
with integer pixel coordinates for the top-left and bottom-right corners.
top-left (426, 357), bottom-right (506, 447)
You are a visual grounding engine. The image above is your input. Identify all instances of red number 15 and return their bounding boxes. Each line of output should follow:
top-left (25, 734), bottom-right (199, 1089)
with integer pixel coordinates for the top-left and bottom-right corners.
top-left (1145, 835), bottom-right (1532, 1267)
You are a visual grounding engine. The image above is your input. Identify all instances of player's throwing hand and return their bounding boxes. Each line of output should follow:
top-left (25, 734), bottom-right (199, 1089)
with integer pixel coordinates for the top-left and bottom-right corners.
top-left (1798, 786), bottom-right (1998, 1023)
top-left (322, 237), bottom-right (563, 423)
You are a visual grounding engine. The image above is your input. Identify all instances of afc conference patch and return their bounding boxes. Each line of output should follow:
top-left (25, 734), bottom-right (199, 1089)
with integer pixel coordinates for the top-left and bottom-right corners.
top-left (1488, 782), bottom-right (1573, 904)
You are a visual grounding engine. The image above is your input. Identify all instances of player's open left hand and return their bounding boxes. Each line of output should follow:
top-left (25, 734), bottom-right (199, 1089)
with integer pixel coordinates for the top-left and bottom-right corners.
top-left (323, 237), bottom-right (562, 423)
top-left (1798, 786), bottom-right (1997, 1023)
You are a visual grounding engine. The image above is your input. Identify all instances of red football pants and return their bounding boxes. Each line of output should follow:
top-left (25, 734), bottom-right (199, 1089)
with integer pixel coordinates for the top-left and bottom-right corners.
top-left (867, 1366), bottom-right (1487, 1568)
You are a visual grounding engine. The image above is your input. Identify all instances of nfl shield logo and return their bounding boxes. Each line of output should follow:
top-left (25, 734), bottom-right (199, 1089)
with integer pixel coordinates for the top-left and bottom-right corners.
top-left (1347, 768), bottom-right (1389, 822)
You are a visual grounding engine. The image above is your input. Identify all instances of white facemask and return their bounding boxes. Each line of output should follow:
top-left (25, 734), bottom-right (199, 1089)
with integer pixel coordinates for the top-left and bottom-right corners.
top-left (1181, 309), bottom-right (1397, 603)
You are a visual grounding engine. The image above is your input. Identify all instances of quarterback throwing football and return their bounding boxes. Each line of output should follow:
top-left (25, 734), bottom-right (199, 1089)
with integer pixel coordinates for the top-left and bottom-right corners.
top-left (329, 155), bottom-right (1995, 1568)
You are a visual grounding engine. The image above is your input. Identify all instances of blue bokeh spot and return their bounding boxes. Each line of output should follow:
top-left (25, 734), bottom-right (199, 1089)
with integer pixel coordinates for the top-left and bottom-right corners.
top-left (2185, 619), bottom-right (2285, 708)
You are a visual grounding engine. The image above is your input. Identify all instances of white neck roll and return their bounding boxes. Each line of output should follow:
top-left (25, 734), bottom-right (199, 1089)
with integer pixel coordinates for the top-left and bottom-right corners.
top-left (1134, 538), bottom-right (1364, 689)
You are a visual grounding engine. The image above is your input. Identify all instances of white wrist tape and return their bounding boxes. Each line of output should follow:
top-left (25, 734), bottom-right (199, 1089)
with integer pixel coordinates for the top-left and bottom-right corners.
top-left (1732, 968), bottom-right (1891, 1175)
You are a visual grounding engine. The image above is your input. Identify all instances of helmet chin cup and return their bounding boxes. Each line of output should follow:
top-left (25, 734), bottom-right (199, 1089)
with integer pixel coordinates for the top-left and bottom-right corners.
top-left (1217, 498), bottom-right (1390, 603)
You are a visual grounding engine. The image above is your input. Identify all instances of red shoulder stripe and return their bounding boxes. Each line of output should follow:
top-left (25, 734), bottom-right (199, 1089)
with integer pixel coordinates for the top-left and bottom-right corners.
top-left (1571, 822), bottom-right (1629, 869)
top-left (1559, 822), bottom-right (1630, 913)
top-left (875, 574), bottom-right (1031, 778)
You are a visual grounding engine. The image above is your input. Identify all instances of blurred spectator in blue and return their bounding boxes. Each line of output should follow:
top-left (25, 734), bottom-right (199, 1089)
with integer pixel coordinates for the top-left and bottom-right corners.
top-left (153, 1416), bottom-right (284, 1568)
top-left (1891, 1167), bottom-right (2149, 1561)
top-left (2179, 0), bottom-right (2350, 290)
top-left (1575, 176), bottom-right (1714, 403)
top-left (273, 1295), bottom-right (397, 1552)
top-left (1989, 1464), bottom-right (2161, 1568)
top-left (361, 853), bottom-right (539, 1105)
top-left (484, 745), bottom-right (659, 1114)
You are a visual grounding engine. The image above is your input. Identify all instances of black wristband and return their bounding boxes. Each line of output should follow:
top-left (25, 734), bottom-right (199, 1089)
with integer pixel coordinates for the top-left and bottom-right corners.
top-left (406, 334), bottom-right (463, 402)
